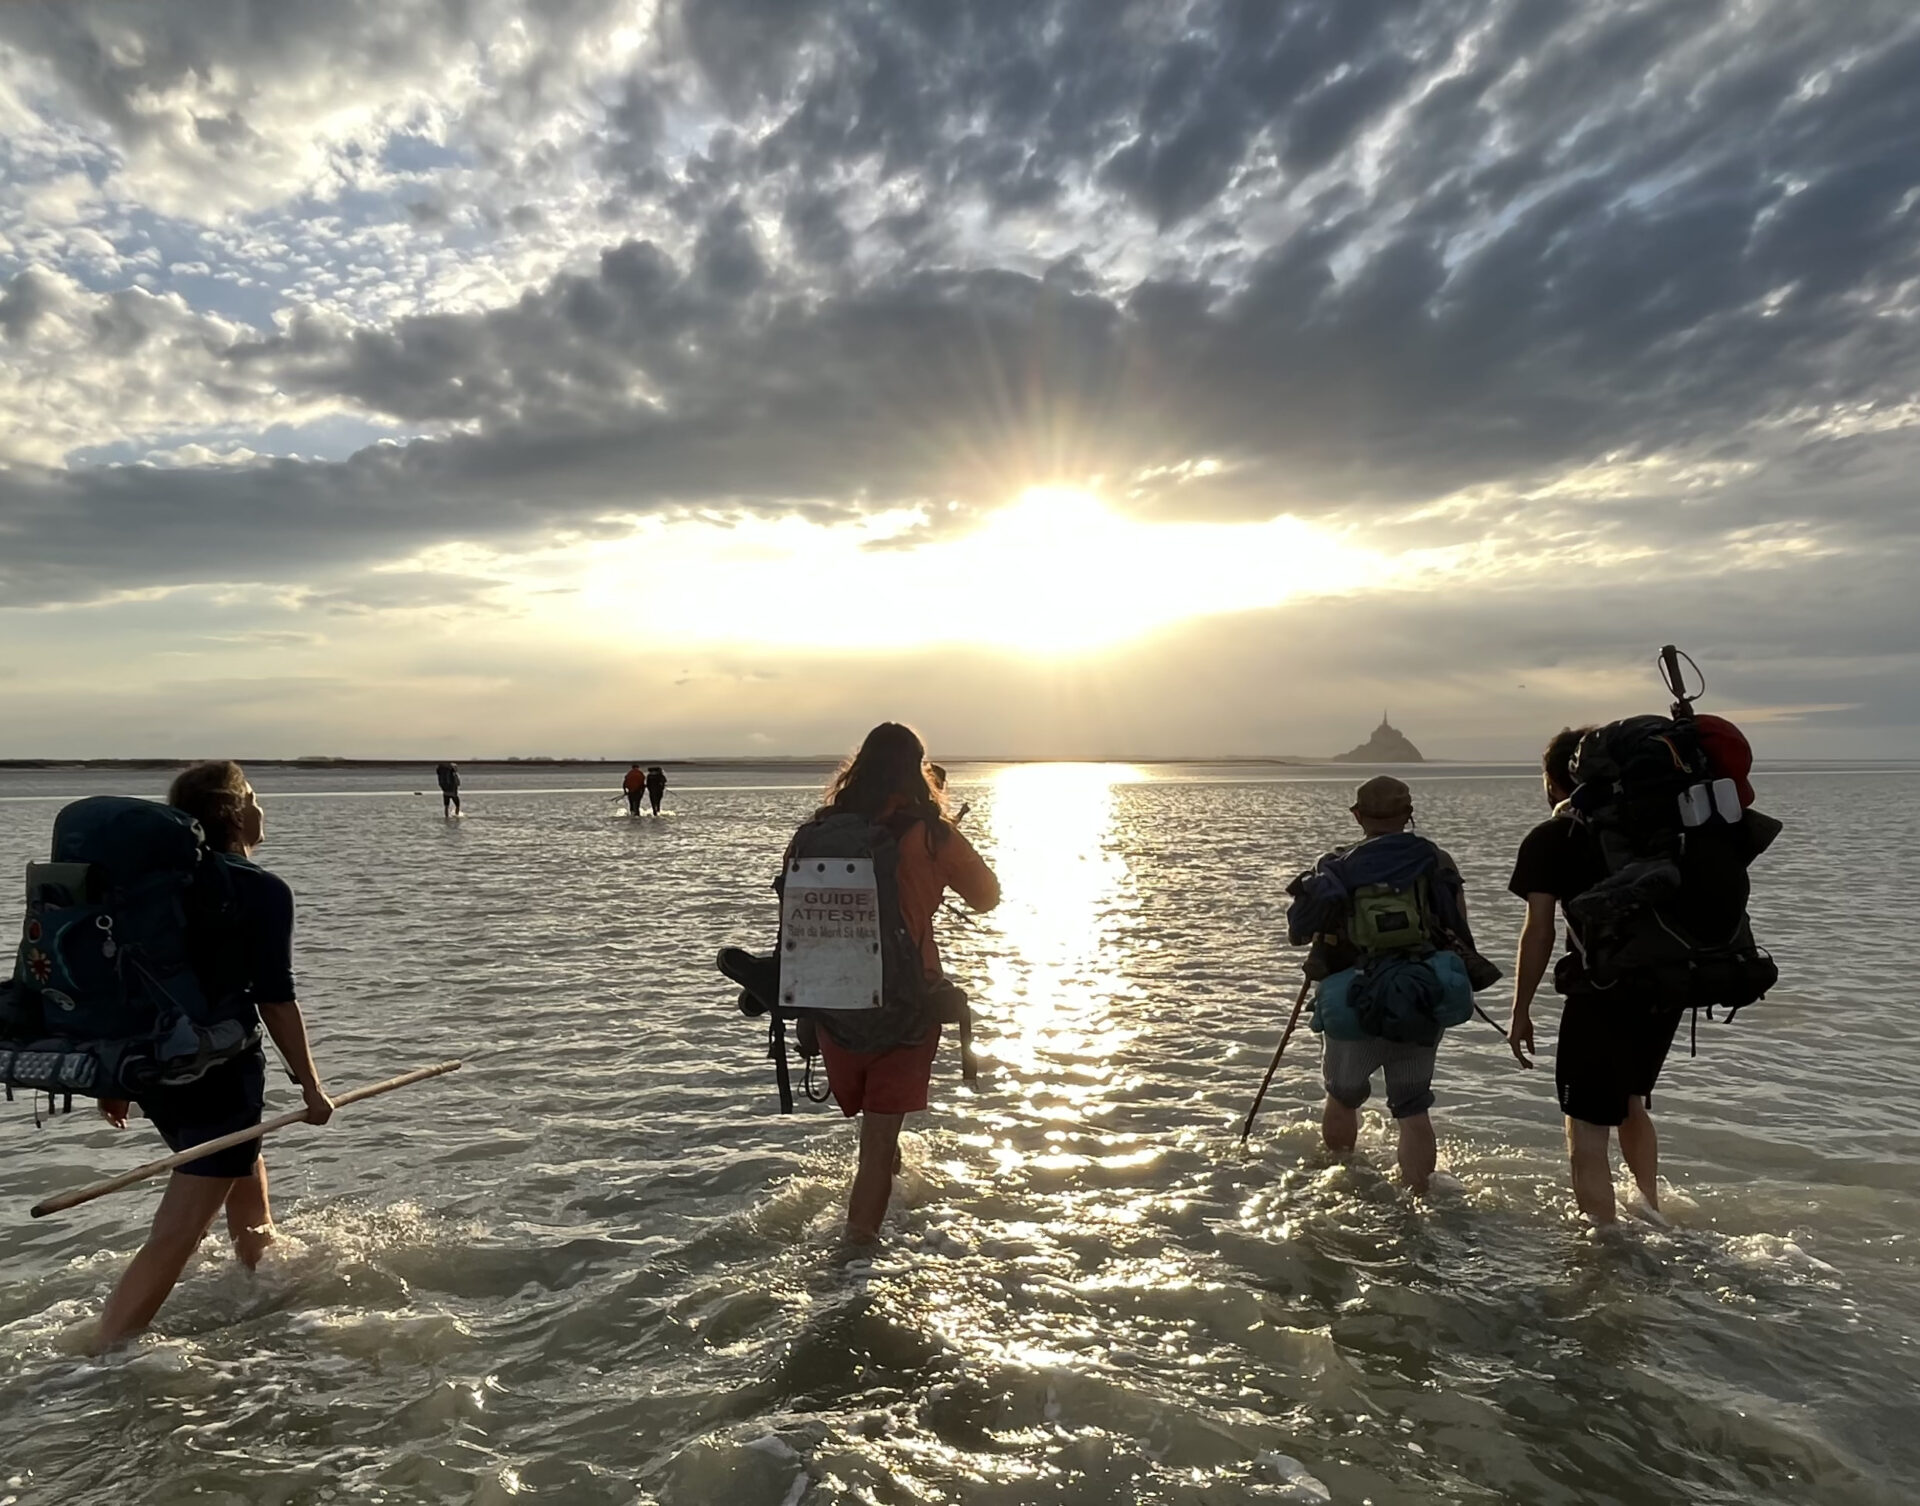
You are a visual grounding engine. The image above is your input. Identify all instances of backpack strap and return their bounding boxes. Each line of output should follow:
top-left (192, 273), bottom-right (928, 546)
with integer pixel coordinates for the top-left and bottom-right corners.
top-left (768, 1015), bottom-right (794, 1115)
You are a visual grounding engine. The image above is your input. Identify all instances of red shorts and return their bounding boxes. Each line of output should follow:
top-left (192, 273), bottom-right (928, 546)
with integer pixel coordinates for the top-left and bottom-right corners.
top-left (817, 1027), bottom-right (941, 1117)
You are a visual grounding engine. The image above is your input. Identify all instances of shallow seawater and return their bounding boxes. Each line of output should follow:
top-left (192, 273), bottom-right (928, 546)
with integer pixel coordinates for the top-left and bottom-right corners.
top-left (1, 761), bottom-right (1916, 1505)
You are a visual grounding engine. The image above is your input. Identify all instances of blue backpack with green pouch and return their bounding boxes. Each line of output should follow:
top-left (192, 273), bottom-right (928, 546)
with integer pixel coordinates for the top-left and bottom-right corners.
top-left (0, 796), bottom-right (256, 1103)
top-left (1297, 833), bottom-right (1479, 1046)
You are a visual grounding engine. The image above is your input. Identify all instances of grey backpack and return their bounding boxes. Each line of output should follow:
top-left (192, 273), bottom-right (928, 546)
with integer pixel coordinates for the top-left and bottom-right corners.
top-left (777, 812), bottom-right (934, 1053)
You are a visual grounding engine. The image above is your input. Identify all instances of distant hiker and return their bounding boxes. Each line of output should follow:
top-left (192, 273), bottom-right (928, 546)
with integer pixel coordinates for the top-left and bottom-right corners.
top-left (1285, 776), bottom-right (1498, 1193)
top-left (622, 763), bottom-right (646, 817)
top-left (47, 762), bottom-right (330, 1350)
top-left (435, 762), bottom-right (461, 817)
top-left (773, 723), bottom-right (998, 1242)
top-left (645, 765), bottom-right (667, 817)
top-left (1506, 678), bottom-right (1779, 1227)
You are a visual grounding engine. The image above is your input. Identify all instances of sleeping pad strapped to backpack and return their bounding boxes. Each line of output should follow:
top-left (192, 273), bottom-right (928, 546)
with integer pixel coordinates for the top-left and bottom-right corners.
top-left (717, 810), bottom-right (970, 1111)
top-left (0, 796), bottom-right (258, 1102)
top-left (1287, 832), bottom-right (1488, 1046)
top-left (1560, 714), bottom-right (1780, 1014)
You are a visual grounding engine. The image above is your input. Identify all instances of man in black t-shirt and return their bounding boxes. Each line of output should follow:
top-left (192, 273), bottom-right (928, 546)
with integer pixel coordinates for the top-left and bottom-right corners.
top-left (1506, 726), bottom-right (1679, 1228)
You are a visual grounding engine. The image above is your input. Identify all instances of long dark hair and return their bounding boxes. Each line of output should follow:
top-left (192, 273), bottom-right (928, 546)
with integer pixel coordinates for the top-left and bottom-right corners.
top-left (823, 722), bottom-right (949, 846)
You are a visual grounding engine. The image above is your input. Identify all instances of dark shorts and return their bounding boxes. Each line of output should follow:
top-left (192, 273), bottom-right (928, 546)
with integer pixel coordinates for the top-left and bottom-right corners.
top-left (1555, 994), bottom-right (1685, 1127)
top-left (139, 1047), bottom-right (268, 1179)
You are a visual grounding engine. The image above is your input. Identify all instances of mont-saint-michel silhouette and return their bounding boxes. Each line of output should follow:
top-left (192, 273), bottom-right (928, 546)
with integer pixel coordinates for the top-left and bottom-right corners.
top-left (1329, 714), bottom-right (1424, 763)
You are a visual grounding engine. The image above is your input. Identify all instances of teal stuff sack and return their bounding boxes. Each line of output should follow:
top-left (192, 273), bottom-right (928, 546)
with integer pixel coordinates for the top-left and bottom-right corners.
top-left (1426, 949), bottom-right (1474, 1029)
top-left (1310, 951), bottom-right (1472, 1046)
top-left (1310, 967), bottom-right (1366, 1041)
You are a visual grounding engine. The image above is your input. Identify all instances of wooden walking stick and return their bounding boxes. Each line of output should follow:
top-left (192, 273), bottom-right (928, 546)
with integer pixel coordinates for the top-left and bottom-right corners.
top-left (1240, 977), bottom-right (1313, 1145)
top-left (29, 1059), bottom-right (462, 1218)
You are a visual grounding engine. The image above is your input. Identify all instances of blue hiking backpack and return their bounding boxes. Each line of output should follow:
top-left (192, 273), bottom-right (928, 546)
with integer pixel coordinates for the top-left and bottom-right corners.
top-left (0, 797), bottom-right (258, 1103)
top-left (1287, 833), bottom-right (1485, 1046)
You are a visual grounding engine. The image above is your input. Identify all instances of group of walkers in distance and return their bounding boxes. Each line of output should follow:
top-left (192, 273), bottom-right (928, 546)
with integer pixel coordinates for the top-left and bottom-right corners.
top-left (623, 763), bottom-right (668, 817)
top-left (1, 647), bottom-right (1776, 1348)
top-left (431, 760), bottom-right (670, 819)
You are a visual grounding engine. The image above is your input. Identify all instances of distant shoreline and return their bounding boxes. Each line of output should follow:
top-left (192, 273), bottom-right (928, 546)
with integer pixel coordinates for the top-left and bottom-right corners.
top-left (0, 756), bottom-right (1900, 773)
top-left (0, 754), bottom-right (1437, 771)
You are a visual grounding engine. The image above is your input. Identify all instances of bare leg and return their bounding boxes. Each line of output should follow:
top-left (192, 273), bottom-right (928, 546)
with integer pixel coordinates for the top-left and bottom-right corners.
top-left (1567, 1117), bottom-right (1618, 1227)
top-left (846, 1112), bottom-right (905, 1243)
top-left (1617, 1096), bottom-right (1659, 1209)
top-left (94, 1172), bottom-right (238, 1351)
top-left (225, 1159), bottom-right (275, 1269)
top-left (1321, 1097), bottom-right (1359, 1155)
top-left (1396, 1112), bottom-right (1437, 1194)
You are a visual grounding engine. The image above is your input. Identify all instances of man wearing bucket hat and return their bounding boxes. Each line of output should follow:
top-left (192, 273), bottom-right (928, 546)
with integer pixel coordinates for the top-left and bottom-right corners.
top-left (1307, 776), bottom-right (1486, 1192)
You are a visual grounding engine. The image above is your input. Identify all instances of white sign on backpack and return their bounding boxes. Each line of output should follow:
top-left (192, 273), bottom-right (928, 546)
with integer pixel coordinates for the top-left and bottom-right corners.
top-left (780, 857), bottom-right (884, 1011)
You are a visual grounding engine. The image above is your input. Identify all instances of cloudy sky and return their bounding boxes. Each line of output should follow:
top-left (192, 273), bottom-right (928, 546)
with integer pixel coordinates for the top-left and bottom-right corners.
top-left (2, 0), bottom-right (1916, 760)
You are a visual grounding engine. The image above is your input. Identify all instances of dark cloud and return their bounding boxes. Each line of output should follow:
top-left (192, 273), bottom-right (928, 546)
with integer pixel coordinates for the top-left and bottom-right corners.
top-left (693, 201), bottom-right (768, 296)
top-left (782, 190), bottom-right (854, 268)
top-left (0, 271), bottom-right (57, 340)
top-left (293, 574), bottom-right (510, 615)
top-left (0, 1), bottom-right (469, 152)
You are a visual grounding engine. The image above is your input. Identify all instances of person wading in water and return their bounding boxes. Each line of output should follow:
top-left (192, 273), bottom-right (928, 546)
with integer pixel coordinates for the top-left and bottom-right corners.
top-left (93, 761), bottom-right (333, 1350)
top-left (801, 724), bottom-right (999, 1242)
top-left (1507, 710), bottom-right (1777, 1228)
top-left (1310, 776), bottom-right (1485, 1193)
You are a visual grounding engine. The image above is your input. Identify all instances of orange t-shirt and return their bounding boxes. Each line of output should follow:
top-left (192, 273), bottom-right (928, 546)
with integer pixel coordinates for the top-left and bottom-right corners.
top-left (623, 768), bottom-right (646, 792)
top-left (890, 818), bottom-right (1000, 973)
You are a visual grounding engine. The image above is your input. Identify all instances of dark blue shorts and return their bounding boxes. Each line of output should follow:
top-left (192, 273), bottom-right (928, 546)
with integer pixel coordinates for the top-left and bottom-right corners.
top-left (139, 1047), bottom-right (267, 1179)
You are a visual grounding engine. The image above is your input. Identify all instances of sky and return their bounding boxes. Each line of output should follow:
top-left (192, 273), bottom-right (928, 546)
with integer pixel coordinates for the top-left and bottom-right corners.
top-left (2, 0), bottom-right (1917, 760)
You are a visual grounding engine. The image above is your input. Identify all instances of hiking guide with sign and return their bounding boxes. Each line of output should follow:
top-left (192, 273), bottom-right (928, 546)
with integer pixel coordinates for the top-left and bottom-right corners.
top-left (719, 723), bottom-right (999, 1242)
top-left (1506, 648), bottom-right (1781, 1228)
top-left (1275, 776), bottom-right (1501, 1191)
top-left (0, 762), bottom-right (334, 1350)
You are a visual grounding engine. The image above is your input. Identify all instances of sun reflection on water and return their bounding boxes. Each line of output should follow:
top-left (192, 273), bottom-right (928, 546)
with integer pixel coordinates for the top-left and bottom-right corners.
top-left (896, 766), bottom-right (1245, 1423)
top-left (974, 763), bottom-right (1142, 1104)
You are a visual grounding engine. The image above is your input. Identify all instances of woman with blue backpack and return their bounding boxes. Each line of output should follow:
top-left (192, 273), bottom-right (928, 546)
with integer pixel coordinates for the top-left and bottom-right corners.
top-left (91, 761), bottom-right (333, 1350)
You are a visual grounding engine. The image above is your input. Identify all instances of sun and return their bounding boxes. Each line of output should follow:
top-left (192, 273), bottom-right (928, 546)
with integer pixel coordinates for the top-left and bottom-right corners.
top-left (944, 487), bottom-right (1375, 653)
top-left (565, 485), bottom-right (1385, 657)
top-left (957, 488), bottom-right (1144, 652)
